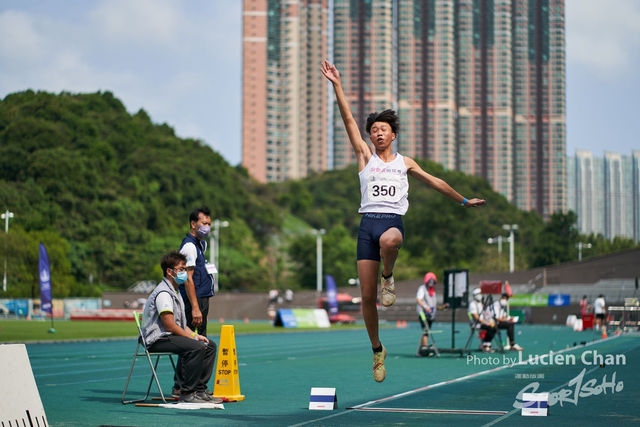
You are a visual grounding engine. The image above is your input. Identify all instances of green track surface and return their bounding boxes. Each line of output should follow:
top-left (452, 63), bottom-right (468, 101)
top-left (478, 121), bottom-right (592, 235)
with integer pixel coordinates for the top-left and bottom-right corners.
top-left (9, 323), bottom-right (640, 426)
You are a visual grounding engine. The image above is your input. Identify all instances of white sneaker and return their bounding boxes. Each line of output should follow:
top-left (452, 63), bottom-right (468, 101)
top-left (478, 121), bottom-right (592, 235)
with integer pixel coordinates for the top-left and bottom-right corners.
top-left (503, 344), bottom-right (511, 351)
top-left (373, 345), bottom-right (387, 382)
top-left (481, 344), bottom-right (495, 353)
top-left (511, 344), bottom-right (523, 351)
top-left (380, 275), bottom-right (396, 307)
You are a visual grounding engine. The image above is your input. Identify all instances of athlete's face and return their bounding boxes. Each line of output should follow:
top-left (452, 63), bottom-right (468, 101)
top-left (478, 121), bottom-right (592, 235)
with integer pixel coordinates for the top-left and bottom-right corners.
top-left (369, 121), bottom-right (395, 149)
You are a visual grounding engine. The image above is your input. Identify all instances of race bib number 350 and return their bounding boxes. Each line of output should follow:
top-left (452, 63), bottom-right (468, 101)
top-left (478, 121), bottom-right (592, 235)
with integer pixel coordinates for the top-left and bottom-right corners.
top-left (367, 175), bottom-right (404, 203)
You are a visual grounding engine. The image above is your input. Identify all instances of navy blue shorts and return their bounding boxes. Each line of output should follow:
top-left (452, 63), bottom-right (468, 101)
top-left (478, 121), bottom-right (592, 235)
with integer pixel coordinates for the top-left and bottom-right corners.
top-left (356, 213), bottom-right (405, 261)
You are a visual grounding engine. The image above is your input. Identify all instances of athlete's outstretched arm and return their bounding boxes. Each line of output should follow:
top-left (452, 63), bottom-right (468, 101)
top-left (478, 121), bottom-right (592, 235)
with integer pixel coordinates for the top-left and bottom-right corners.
top-left (321, 60), bottom-right (371, 169)
top-left (405, 157), bottom-right (486, 207)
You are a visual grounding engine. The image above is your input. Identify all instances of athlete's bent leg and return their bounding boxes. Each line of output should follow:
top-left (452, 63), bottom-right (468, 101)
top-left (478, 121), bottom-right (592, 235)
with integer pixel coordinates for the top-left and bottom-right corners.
top-left (379, 228), bottom-right (403, 277)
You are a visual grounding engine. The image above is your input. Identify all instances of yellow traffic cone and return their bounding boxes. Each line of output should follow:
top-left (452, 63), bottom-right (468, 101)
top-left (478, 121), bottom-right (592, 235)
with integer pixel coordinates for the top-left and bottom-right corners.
top-left (213, 325), bottom-right (245, 402)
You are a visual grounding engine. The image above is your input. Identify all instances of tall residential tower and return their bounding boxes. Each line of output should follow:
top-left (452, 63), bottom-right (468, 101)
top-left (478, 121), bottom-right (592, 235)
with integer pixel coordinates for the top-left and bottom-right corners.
top-left (568, 149), bottom-right (639, 242)
top-left (396, 0), bottom-right (457, 169)
top-left (242, 0), bottom-right (329, 183)
top-left (456, 0), bottom-right (515, 200)
top-left (332, 0), bottom-right (395, 168)
top-left (512, 0), bottom-right (566, 217)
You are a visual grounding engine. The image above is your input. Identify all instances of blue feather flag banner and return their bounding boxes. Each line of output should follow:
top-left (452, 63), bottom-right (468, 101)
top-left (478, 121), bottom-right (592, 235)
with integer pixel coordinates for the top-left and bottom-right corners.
top-left (325, 275), bottom-right (338, 316)
top-left (39, 243), bottom-right (52, 314)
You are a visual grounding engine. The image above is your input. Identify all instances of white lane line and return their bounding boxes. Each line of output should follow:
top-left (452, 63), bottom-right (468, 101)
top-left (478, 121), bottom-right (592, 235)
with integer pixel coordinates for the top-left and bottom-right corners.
top-left (349, 407), bottom-right (507, 415)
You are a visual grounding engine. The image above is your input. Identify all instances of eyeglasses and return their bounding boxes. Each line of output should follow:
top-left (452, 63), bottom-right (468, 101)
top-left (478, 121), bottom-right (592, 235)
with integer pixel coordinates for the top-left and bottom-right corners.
top-left (172, 268), bottom-right (187, 273)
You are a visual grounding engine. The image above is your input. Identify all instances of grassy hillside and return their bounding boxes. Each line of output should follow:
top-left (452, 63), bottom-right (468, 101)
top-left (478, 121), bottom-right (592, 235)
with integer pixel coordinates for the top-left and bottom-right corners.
top-left (0, 90), bottom-right (281, 295)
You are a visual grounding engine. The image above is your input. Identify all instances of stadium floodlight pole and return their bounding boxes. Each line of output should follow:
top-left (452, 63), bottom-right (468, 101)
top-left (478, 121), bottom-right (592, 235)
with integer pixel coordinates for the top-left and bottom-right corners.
top-left (1, 210), bottom-right (14, 292)
top-left (487, 235), bottom-right (505, 255)
top-left (487, 235), bottom-right (507, 270)
top-left (311, 229), bottom-right (326, 293)
top-left (576, 242), bottom-right (592, 262)
top-left (210, 219), bottom-right (229, 293)
top-left (502, 224), bottom-right (518, 273)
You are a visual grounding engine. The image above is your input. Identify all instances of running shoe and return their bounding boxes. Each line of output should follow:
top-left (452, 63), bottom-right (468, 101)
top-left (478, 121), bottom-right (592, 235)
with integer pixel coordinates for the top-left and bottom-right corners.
top-left (380, 275), bottom-right (396, 307)
top-left (196, 390), bottom-right (224, 404)
top-left (179, 392), bottom-right (209, 404)
top-left (373, 345), bottom-right (387, 382)
top-left (481, 344), bottom-right (495, 353)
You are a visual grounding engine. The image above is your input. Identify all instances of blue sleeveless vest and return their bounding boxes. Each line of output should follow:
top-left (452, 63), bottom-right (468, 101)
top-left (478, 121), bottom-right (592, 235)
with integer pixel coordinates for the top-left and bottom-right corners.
top-left (179, 233), bottom-right (214, 299)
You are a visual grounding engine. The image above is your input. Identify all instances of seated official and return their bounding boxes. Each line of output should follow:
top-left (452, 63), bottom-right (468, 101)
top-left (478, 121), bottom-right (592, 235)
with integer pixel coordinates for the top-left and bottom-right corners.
top-left (468, 288), bottom-right (497, 353)
top-left (141, 251), bottom-right (219, 404)
top-left (492, 293), bottom-right (523, 351)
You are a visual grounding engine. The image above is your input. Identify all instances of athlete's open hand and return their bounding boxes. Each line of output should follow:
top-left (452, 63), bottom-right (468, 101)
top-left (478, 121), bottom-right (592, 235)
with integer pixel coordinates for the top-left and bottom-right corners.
top-left (464, 198), bottom-right (486, 208)
top-left (320, 60), bottom-right (341, 85)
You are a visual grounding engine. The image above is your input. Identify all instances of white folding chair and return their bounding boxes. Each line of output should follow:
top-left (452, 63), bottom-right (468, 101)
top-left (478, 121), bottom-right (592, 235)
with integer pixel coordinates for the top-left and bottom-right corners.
top-left (121, 311), bottom-right (177, 404)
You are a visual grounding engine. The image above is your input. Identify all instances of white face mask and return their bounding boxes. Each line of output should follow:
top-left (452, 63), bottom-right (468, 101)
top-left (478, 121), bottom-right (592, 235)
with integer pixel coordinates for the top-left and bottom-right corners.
top-left (474, 293), bottom-right (482, 302)
top-left (500, 299), bottom-right (508, 307)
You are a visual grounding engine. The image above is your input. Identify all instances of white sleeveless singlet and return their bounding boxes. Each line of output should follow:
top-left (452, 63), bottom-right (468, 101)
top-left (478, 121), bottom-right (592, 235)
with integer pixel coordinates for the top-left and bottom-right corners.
top-left (358, 153), bottom-right (409, 215)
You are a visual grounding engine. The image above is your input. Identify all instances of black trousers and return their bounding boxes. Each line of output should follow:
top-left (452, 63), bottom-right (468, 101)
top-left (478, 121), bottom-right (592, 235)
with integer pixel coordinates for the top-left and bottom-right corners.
top-left (479, 323), bottom-right (497, 344)
top-left (184, 296), bottom-right (211, 337)
top-left (497, 321), bottom-right (515, 345)
top-left (149, 335), bottom-right (216, 394)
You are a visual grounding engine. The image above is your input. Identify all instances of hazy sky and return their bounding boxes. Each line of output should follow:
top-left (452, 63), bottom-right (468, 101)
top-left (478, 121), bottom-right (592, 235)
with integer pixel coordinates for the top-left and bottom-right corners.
top-left (1, 0), bottom-right (639, 167)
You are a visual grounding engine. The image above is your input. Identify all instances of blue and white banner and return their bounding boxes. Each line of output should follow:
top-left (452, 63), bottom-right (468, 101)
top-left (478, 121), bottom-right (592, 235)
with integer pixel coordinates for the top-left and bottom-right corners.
top-left (548, 294), bottom-right (570, 307)
top-left (39, 243), bottom-right (52, 314)
top-left (325, 275), bottom-right (338, 316)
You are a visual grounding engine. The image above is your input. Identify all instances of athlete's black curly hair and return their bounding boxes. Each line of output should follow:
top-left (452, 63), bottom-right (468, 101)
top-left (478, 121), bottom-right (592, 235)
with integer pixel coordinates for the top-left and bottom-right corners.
top-left (365, 109), bottom-right (399, 135)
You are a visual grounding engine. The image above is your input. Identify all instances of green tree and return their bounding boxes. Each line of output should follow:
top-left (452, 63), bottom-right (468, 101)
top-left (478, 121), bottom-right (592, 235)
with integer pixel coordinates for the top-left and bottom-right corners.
top-left (529, 211), bottom-right (580, 267)
top-left (0, 227), bottom-right (77, 298)
top-left (578, 233), bottom-right (638, 261)
top-left (322, 225), bottom-right (357, 288)
top-left (0, 90), bottom-right (282, 293)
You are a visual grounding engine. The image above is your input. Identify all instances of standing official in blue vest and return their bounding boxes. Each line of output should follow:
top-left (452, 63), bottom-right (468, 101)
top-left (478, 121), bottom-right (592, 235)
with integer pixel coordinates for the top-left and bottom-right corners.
top-left (179, 206), bottom-right (216, 337)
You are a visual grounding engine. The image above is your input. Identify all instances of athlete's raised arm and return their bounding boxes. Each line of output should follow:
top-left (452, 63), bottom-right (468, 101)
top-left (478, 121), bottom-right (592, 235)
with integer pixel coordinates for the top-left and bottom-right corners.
top-left (404, 157), bottom-right (486, 207)
top-left (321, 60), bottom-right (371, 170)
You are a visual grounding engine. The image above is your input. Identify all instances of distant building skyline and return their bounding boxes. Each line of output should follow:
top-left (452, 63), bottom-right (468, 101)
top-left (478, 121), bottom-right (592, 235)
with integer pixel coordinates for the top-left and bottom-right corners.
top-left (568, 149), bottom-right (640, 242)
top-left (395, 0), bottom-right (566, 218)
top-left (243, 0), bottom-right (566, 219)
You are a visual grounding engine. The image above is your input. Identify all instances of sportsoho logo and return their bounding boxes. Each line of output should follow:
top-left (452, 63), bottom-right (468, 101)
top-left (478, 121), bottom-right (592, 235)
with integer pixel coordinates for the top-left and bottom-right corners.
top-left (510, 350), bottom-right (626, 408)
top-left (512, 367), bottom-right (624, 408)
